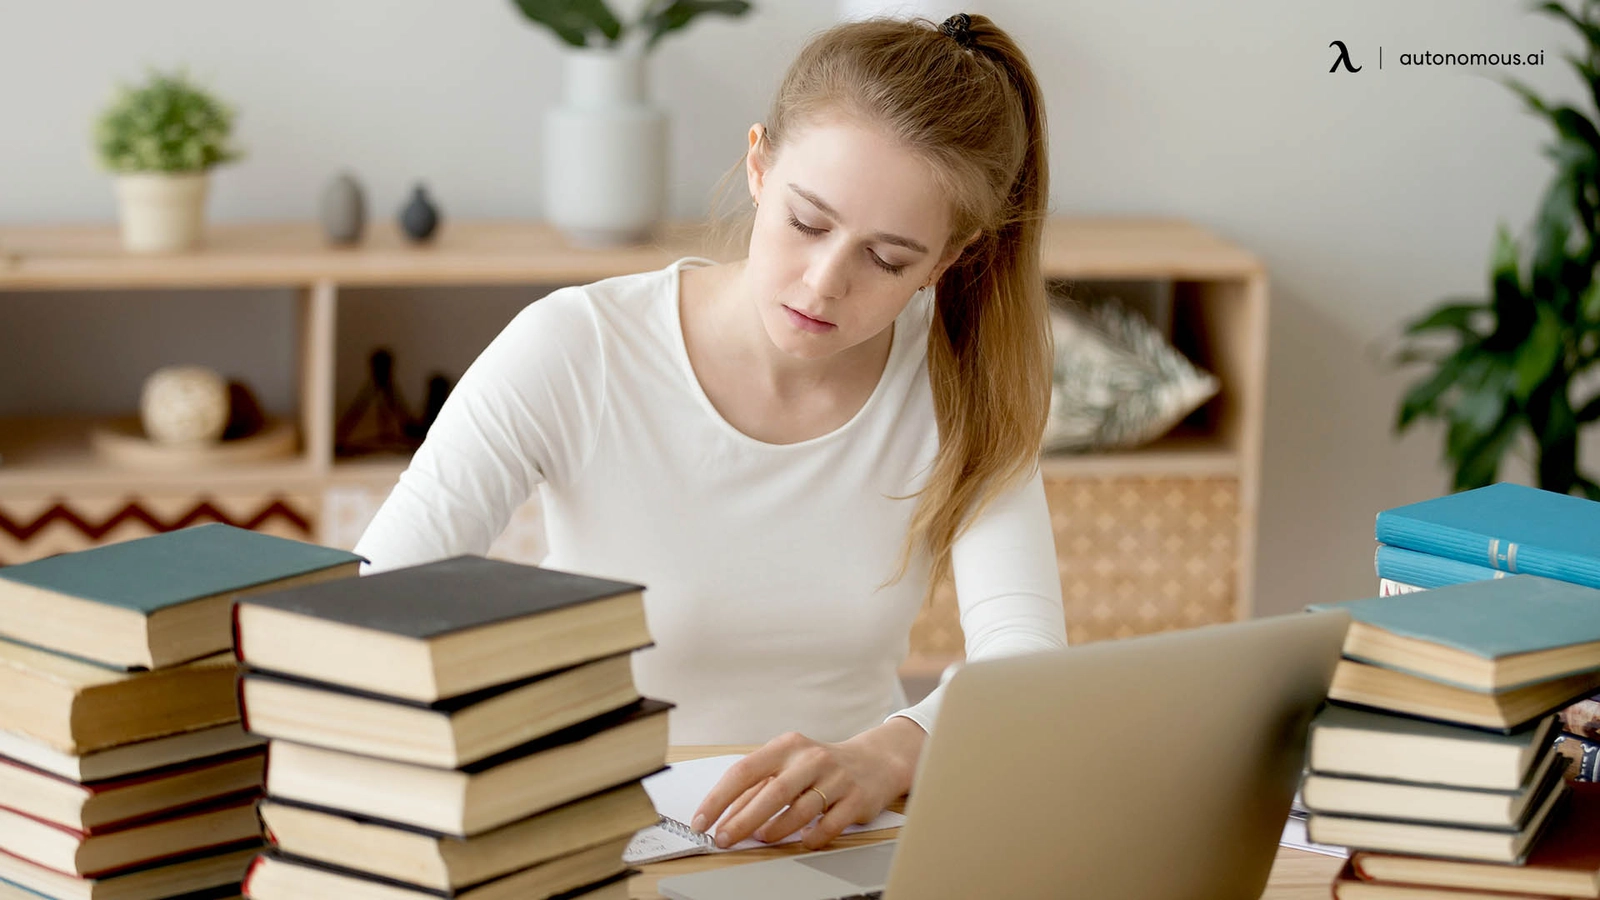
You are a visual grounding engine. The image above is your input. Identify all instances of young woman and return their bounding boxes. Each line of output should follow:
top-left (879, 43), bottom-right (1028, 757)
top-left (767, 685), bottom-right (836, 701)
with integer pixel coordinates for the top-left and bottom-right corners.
top-left (354, 13), bottom-right (1067, 851)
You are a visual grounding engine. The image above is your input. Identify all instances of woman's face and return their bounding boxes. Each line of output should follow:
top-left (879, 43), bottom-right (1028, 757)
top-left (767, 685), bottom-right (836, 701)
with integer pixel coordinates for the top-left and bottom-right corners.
top-left (744, 118), bottom-right (961, 362)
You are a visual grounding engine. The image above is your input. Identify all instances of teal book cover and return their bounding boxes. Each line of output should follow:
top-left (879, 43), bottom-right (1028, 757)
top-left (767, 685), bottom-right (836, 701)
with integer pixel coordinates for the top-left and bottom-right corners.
top-left (1375, 544), bottom-right (1505, 589)
top-left (0, 523), bottom-right (362, 615)
top-left (1308, 574), bottom-right (1600, 660)
top-left (1374, 483), bottom-right (1600, 588)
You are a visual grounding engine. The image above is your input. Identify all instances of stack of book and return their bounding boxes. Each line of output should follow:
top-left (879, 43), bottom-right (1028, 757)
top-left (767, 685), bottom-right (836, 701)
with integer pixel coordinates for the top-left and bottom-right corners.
top-left (1302, 575), bottom-right (1600, 898)
top-left (1373, 483), bottom-right (1600, 777)
top-left (0, 524), bottom-right (361, 900)
top-left (232, 555), bottom-right (670, 900)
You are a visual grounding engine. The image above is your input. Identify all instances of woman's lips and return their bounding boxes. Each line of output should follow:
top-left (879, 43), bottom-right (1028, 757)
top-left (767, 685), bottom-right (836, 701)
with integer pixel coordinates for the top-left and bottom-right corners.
top-left (783, 305), bottom-right (836, 333)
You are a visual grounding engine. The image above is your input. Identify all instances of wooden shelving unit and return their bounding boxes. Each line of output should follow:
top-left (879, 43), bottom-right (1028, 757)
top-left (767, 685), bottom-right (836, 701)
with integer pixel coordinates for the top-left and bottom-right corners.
top-left (0, 217), bottom-right (1267, 661)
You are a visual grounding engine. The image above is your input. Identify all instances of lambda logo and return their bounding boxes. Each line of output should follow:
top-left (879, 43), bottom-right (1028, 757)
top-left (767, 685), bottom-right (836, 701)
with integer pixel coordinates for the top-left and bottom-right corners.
top-left (1329, 40), bottom-right (1362, 73)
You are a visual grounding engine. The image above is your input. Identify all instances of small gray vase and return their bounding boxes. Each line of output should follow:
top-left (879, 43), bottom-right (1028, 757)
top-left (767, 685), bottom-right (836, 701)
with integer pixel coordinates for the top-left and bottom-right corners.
top-left (319, 172), bottom-right (367, 245)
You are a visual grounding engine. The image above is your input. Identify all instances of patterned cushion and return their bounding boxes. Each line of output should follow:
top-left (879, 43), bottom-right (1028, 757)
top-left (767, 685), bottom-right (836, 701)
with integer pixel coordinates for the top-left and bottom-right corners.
top-left (1044, 297), bottom-right (1218, 452)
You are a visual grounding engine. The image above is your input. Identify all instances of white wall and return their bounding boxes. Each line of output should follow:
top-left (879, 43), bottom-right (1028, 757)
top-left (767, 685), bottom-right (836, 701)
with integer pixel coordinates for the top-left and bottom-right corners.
top-left (3, 1), bottom-right (1596, 616)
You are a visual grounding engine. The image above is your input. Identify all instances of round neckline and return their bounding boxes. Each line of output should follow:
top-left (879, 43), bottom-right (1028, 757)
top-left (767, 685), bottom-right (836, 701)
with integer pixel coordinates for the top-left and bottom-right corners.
top-left (668, 257), bottom-right (904, 451)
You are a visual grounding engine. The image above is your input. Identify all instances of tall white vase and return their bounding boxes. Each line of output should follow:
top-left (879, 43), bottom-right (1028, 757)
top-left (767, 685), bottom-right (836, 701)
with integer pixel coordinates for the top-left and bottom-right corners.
top-left (544, 49), bottom-right (667, 247)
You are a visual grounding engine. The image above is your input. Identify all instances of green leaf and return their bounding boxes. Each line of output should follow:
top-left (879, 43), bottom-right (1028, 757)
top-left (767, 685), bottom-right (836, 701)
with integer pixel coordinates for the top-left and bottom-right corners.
top-left (511, 0), bottom-right (624, 47)
top-left (1403, 302), bottom-right (1486, 337)
top-left (640, 0), bottom-right (752, 51)
top-left (93, 68), bottom-right (240, 173)
top-left (1396, 342), bottom-right (1481, 430)
top-left (1488, 225), bottom-right (1537, 348)
top-left (1452, 412), bottom-right (1521, 490)
top-left (1512, 304), bottom-right (1566, 400)
top-left (1533, 2), bottom-right (1600, 54)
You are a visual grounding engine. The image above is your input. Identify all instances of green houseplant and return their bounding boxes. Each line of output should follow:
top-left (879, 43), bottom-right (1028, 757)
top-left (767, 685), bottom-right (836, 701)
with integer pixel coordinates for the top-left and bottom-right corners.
top-left (511, 0), bottom-right (753, 51)
top-left (1395, 0), bottom-right (1600, 500)
top-left (511, 1), bottom-right (753, 246)
top-left (94, 69), bottom-right (242, 254)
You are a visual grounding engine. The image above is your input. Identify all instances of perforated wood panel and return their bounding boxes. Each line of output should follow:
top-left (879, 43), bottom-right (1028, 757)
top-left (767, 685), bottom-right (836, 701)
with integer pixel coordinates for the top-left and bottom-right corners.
top-left (907, 475), bottom-right (1241, 667)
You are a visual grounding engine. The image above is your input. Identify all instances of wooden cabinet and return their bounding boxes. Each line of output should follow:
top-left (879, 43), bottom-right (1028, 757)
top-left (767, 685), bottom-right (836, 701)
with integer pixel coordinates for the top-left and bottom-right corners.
top-left (0, 218), bottom-right (1266, 670)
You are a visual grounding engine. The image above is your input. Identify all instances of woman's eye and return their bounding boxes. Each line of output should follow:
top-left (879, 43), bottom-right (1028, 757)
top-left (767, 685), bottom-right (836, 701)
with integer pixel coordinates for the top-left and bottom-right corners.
top-left (787, 214), bottom-right (825, 236)
top-left (871, 252), bottom-right (907, 276)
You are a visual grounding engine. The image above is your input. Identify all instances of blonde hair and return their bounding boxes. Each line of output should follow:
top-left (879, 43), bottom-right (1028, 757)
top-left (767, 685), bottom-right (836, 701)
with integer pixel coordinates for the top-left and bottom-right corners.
top-left (759, 14), bottom-right (1052, 597)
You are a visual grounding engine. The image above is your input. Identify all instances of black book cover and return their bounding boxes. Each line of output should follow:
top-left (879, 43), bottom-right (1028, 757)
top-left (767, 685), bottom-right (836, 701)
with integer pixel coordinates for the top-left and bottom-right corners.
top-left (235, 556), bottom-right (644, 641)
top-left (239, 646), bottom-right (645, 714)
top-left (261, 849), bottom-right (635, 898)
top-left (264, 698), bottom-right (672, 776)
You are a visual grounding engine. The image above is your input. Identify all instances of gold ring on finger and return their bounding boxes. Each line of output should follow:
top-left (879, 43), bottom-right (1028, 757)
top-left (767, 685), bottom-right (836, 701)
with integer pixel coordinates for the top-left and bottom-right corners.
top-left (807, 786), bottom-right (830, 811)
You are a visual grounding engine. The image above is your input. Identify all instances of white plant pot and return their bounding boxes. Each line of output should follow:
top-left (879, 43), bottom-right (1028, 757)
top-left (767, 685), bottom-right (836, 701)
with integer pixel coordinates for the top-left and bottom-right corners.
top-left (114, 172), bottom-right (210, 254)
top-left (544, 49), bottom-right (667, 248)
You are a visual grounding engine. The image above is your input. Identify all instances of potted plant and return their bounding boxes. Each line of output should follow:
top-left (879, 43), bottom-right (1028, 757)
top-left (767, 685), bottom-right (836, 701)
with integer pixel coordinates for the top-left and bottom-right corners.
top-left (1394, 0), bottom-right (1600, 500)
top-left (94, 69), bottom-right (242, 254)
top-left (511, 0), bottom-right (753, 246)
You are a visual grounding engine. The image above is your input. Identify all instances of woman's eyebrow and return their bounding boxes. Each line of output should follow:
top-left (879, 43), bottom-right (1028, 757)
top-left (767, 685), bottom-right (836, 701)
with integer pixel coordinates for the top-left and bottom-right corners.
top-left (788, 183), bottom-right (930, 254)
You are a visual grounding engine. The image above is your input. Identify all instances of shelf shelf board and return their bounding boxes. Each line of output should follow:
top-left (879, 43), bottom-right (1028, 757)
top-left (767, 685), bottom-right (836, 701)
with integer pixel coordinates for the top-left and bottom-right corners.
top-left (0, 217), bottom-right (1262, 291)
top-left (1040, 433), bottom-right (1239, 479)
top-left (0, 416), bottom-right (318, 491)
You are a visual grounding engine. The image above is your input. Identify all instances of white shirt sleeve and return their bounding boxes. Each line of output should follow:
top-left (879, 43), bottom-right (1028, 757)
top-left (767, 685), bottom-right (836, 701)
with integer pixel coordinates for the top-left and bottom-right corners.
top-left (353, 287), bottom-right (606, 573)
top-left (886, 466), bottom-right (1069, 733)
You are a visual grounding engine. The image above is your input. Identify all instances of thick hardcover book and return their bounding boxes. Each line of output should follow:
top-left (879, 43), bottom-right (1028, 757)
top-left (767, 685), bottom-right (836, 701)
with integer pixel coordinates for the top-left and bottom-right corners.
top-left (1374, 545), bottom-right (1504, 590)
top-left (1349, 783), bottom-right (1600, 897)
top-left (240, 842), bottom-right (632, 900)
top-left (0, 524), bottom-right (361, 670)
top-left (1374, 483), bottom-right (1600, 589)
top-left (0, 843), bottom-right (257, 900)
top-left (0, 883), bottom-right (241, 900)
top-left (1308, 705), bottom-right (1557, 790)
top-left (234, 556), bottom-right (650, 702)
top-left (0, 723), bottom-right (261, 784)
top-left (1302, 744), bottom-right (1564, 830)
top-left (1308, 575), bottom-right (1600, 693)
top-left (1307, 776), bottom-right (1567, 863)
top-left (0, 639), bottom-right (239, 754)
top-left (0, 747), bottom-right (264, 832)
top-left (258, 782), bottom-right (657, 892)
top-left (1328, 660), bottom-right (1600, 733)
top-left (264, 698), bottom-right (672, 837)
top-left (0, 793), bottom-right (261, 878)
top-left (238, 650), bottom-right (639, 768)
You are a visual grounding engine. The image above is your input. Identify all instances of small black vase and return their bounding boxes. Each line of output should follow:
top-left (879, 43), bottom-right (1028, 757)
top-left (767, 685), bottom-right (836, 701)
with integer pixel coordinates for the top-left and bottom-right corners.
top-left (399, 183), bottom-right (441, 243)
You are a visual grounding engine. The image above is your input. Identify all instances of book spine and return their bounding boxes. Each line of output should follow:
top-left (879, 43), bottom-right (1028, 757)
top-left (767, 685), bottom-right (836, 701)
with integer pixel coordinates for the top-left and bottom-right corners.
top-left (1374, 545), bottom-right (1505, 589)
top-left (1374, 515), bottom-right (1600, 588)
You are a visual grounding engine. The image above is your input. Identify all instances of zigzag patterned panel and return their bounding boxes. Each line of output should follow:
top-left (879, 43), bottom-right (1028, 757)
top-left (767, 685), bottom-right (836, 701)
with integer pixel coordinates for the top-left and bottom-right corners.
top-left (0, 493), bottom-right (317, 565)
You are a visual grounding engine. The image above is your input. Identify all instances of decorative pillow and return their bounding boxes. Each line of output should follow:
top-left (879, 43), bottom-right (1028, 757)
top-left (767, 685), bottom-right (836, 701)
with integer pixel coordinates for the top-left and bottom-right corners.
top-left (1044, 296), bottom-right (1219, 453)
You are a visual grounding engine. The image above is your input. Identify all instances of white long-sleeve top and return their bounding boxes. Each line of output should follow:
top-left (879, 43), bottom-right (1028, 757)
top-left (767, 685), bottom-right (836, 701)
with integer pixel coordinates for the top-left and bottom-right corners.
top-left (354, 258), bottom-right (1067, 745)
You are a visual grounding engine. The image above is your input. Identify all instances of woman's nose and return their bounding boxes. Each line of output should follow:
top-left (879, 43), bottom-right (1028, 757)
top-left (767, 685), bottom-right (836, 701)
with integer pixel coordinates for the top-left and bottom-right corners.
top-left (803, 243), bottom-right (850, 301)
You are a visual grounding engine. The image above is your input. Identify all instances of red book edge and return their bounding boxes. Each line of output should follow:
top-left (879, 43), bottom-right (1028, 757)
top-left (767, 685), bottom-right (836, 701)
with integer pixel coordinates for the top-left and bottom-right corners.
top-left (241, 852), bottom-right (267, 895)
top-left (234, 665), bottom-right (252, 735)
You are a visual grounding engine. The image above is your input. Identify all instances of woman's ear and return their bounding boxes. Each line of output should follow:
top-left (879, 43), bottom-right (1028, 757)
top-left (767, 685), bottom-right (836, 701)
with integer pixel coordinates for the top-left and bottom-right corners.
top-left (745, 124), bottom-right (769, 205)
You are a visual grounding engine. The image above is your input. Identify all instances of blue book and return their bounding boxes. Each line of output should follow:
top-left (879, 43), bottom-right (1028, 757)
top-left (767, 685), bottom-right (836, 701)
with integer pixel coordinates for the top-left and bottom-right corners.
top-left (1374, 483), bottom-right (1600, 590)
top-left (1308, 575), bottom-right (1600, 693)
top-left (1375, 544), bottom-right (1505, 589)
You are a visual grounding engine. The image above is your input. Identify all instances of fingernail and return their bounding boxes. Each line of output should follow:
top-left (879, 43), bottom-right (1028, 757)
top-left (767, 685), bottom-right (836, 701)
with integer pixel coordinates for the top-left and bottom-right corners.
top-left (692, 815), bottom-right (707, 831)
top-left (715, 831), bottom-right (731, 848)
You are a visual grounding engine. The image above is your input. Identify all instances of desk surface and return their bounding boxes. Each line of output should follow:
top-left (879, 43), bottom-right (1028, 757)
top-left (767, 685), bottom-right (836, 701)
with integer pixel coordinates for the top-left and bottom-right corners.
top-left (629, 746), bottom-right (1344, 900)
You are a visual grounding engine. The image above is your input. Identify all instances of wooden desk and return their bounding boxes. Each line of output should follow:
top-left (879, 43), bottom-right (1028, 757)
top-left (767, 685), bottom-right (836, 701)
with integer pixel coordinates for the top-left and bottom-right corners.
top-left (630, 747), bottom-right (1344, 899)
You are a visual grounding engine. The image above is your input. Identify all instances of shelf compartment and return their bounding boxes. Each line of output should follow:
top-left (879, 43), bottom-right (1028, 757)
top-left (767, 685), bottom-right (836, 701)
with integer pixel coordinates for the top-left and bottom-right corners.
top-left (0, 416), bottom-right (318, 490)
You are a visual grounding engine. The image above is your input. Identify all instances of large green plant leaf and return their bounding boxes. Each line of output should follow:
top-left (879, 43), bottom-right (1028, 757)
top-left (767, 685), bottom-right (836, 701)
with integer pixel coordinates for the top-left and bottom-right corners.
top-left (1397, 340), bottom-right (1484, 429)
top-left (1403, 302), bottom-right (1487, 337)
top-left (1453, 412), bottom-right (1522, 489)
top-left (640, 0), bottom-right (752, 50)
top-left (511, 0), bottom-right (624, 47)
top-left (1513, 304), bottom-right (1567, 400)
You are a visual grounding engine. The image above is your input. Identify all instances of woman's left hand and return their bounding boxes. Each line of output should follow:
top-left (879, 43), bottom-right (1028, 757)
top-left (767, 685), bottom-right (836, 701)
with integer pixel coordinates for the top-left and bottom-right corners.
top-left (689, 717), bottom-right (927, 851)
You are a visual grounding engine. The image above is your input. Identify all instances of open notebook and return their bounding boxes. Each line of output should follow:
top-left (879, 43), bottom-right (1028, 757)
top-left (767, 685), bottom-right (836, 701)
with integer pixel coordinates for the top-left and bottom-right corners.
top-left (624, 754), bottom-right (907, 865)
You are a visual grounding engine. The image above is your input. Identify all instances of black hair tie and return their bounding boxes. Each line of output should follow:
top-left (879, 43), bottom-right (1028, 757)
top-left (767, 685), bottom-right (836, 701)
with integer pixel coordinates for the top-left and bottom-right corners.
top-left (939, 13), bottom-right (976, 49)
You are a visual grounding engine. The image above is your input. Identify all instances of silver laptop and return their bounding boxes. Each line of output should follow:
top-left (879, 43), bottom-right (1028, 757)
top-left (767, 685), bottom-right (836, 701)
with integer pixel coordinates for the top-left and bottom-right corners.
top-left (657, 609), bottom-right (1350, 900)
